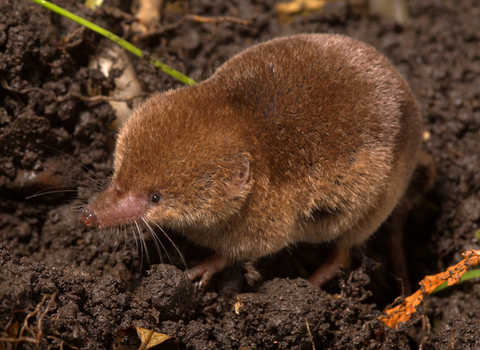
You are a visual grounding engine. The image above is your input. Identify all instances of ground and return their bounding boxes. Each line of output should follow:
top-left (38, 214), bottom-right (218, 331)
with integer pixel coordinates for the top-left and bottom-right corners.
top-left (1, 0), bottom-right (480, 349)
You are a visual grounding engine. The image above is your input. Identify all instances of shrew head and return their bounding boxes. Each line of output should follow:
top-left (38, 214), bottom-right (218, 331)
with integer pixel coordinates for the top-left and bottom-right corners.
top-left (81, 91), bottom-right (252, 231)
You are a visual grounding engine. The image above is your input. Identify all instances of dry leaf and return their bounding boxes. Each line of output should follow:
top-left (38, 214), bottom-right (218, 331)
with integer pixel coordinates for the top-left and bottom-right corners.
top-left (380, 250), bottom-right (480, 328)
top-left (135, 326), bottom-right (173, 349)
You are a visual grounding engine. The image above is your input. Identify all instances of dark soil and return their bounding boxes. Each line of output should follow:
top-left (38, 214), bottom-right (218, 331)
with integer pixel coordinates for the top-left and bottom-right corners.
top-left (1, 0), bottom-right (480, 349)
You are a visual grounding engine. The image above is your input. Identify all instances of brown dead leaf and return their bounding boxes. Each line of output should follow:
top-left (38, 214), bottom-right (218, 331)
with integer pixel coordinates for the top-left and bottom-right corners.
top-left (135, 326), bottom-right (173, 350)
top-left (380, 250), bottom-right (480, 328)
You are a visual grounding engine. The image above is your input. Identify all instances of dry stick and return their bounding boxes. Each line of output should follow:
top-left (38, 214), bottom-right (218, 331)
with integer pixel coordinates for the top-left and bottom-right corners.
top-left (137, 328), bottom-right (155, 350)
top-left (185, 14), bottom-right (254, 26)
top-left (135, 14), bottom-right (253, 40)
top-left (1, 80), bottom-right (151, 104)
top-left (0, 293), bottom-right (57, 349)
top-left (46, 335), bottom-right (76, 350)
top-left (450, 327), bottom-right (455, 350)
top-left (133, 18), bottom-right (186, 40)
top-left (61, 26), bottom-right (86, 48)
top-left (96, 6), bottom-right (135, 21)
top-left (305, 318), bottom-right (316, 350)
top-left (35, 293), bottom-right (57, 344)
top-left (418, 292), bottom-right (432, 350)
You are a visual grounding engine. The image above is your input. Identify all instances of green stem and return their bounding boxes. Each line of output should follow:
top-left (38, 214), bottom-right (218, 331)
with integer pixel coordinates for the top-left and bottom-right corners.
top-left (433, 268), bottom-right (480, 293)
top-left (30, 0), bottom-right (197, 86)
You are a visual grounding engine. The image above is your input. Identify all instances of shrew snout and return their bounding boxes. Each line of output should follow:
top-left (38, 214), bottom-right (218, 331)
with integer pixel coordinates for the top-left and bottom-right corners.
top-left (80, 186), bottom-right (153, 229)
top-left (80, 209), bottom-right (98, 229)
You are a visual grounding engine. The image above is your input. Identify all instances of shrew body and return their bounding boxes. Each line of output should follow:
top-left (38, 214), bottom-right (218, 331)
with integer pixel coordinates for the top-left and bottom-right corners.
top-left (81, 34), bottom-right (423, 287)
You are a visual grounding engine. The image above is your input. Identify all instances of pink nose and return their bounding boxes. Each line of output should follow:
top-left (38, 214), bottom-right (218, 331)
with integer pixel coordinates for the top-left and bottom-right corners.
top-left (80, 209), bottom-right (98, 229)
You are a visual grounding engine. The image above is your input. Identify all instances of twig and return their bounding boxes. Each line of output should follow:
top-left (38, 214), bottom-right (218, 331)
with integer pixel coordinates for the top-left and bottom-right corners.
top-left (134, 14), bottom-right (253, 41)
top-left (305, 318), bottom-right (316, 350)
top-left (418, 290), bottom-right (431, 350)
top-left (60, 26), bottom-right (86, 48)
top-left (95, 6), bottom-right (134, 22)
top-left (0, 293), bottom-right (57, 349)
top-left (137, 328), bottom-right (155, 350)
top-left (133, 19), bottom-right (186, 40)
top-left (185, 14), bottom-right (253, 26)
top-left (1, 80), bottom-right (151, 103)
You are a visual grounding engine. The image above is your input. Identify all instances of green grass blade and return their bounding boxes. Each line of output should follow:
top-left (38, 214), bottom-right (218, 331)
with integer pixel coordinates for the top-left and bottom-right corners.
top-left (433, 268), bottom-right (480, 293)
top-left (30, 0), bottom-right (197, 86)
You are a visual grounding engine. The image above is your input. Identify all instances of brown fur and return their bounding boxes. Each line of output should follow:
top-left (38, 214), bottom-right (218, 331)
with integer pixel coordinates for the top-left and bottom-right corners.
top-left (81, 34), bottom-right (423, 281)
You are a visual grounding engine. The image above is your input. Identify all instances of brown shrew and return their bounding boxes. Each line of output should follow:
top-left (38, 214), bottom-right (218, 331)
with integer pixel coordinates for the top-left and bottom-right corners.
top-left (81, 34), bottom-right (424, 287)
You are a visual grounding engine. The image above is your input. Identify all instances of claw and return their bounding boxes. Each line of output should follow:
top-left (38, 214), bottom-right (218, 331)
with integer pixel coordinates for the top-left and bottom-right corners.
top-left (186, 254), bottom-right (230, 287)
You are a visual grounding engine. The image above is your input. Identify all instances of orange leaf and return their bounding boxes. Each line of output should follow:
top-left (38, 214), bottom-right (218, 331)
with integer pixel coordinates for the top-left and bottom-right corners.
top-left (380, 250), bottom-right (480, 328)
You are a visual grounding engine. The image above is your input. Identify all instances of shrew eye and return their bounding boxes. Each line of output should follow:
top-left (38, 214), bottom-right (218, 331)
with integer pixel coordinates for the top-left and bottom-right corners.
top-left (150, 192), bottom-right (162, 204)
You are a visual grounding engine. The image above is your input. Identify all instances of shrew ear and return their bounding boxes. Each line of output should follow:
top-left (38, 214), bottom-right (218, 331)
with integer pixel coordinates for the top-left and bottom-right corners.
top-left (238, 159), bottom-right (250, 189)
top-left (230, 158), bottom-right (250, 193)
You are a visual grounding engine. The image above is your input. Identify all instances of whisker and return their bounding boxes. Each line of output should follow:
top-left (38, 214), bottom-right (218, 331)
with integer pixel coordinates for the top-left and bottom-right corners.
top-left (125, 225), bottom-right (138, 274)
top-left (26, 188), bottom-right (79, 199)
top-left (70, 205), bottom-right (88, 212)
top-left (26, 162), bottom-right (103, 202)
top-left (62, 199), bottom-right (84, 207)
top-left (122, 225), bottom-right (130, 255)
top-left (29, 161), bottom-right (106, 189)
top-left (131, 222), bottom-right (139, 257)
top-left (44, 208), bottom-right (72, 225)
top-left (118, 226), bottom-right (124, 249)
top-left (38, 143), bottom-right (105, 187)
top-left (142, 218), bottom-right (171, 265)
top-left (101, 227), bottom-right (109, 249)
top-left (111, 225), bottom-right (123, 253)
top-left (134, 220), bottom-right (149, 271)
top-left (102, 226), bottom-right (111, 247)
top-left (44, 172), bottom-right (105, 191)
top-left (151, 221), bottom-right (187, 271)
